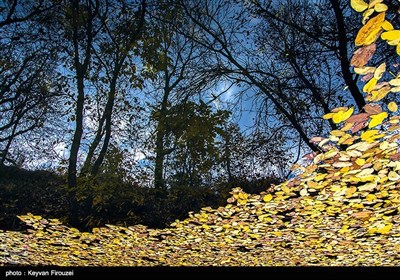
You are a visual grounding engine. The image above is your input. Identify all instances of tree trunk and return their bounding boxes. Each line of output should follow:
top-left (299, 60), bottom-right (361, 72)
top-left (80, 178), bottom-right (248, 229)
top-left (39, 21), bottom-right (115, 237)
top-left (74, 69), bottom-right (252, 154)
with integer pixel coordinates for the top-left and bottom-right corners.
top-left (154, 104), bottom-right (168, 189)
top-left (224, 126), bottom-right (233, 182)
top-left (81, 113), bottom-right (106, 176)
top-left (67, 69), bottom-right (85, 227)
top-left (0, 115), bottom-right (20, 165)
top-left (154, 128), bottom-right (166, 189)
top-left (330, 0), bottom-right (365, 111)
top-left (67, 0), bottom-right (94, 226)
top-left (91, 75), bottom-right (117, 176)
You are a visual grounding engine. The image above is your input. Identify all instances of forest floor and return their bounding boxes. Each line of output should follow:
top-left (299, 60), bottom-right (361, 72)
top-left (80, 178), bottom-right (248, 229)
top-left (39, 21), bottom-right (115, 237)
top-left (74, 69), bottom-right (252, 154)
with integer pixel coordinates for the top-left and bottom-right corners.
top-left (1, 168), bottom-right (400, 266)
top-left (2, 115), bottom-right (400, 266)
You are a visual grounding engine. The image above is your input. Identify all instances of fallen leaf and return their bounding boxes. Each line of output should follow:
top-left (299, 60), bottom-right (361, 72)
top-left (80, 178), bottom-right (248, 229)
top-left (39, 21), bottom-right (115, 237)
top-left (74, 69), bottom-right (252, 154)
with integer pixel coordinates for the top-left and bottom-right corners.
top-left (355, 12), bottom-right (386, 46)
top-left (369, 111), bottom-right (388, 128)
top-left (351, 0), bottom-right (368, 12)
top-left (350, 44), bottom-right (376, 67)
top-left (388, 102), bottom-right (398, 112)
top-left (364, 104), bottom-right (382, 114)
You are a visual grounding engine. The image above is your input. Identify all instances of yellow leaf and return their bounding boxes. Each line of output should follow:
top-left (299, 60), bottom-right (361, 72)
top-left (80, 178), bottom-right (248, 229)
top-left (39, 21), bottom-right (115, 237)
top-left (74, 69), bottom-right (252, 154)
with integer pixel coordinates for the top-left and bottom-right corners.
top-left (238, 199), bottom-right (247, 205)
top-left (351, 0), bottom-right (368, 12)
top-left (347, 141), bottom-right (374, 152)
top-left (352, 203), bottom-right (364, 209)
top-left (346, 150), bottom-right (362, 157)
top-left (338, 133), bottom-right (352, 144)
top-left (242, 225), bottom-right (251, 232)
top-left (373, 62), bottom-right (386, 79)
top-left (388, 171), bottom-right (400, 181)
top-left (362, 8), bottom-right (375, 24)
top-left (391, 86), bottom-right (400, 93)
top-left (359, 175), bottom-right (377, 182)
top-left (263, 194), bottom-right (273, 202)
top-left (332, 107), bottom-right (354, 124)
top-left (315, 173), bottom-right (327, 181)
top-left (222, 224), bottom-right (231, 229)
top-left (389, 78), bottom-right (400, 86)
top-left (374, 3), bottom-right (388, 12)
top-left (330, 130), bottom-right (345, 137)
top-left (258, 215), bottom-right (272, 222)
top-left (368, 0), bottom-right (383, 9)
top-left (318, 138), bottom-right (331, 148)
top-left (356, 158), bottom-right (366, 166)
top-left (281, 186), bottom-right (290, 194)
top-left (387, 38), bottom-right (400, 46)
top-left (331, 185), bottom-right (342, 192)
top-left (300, 189), bottom-right (308, 197)
top-left (360, 129), bottom-right (379, 142)
top-left (332, 161), bottom-right (353, 168)
top-left (358, 168), bottom-right (374, 176)
top-left (388, 102), bottom-right (398, 112)
top-left (338, 225), bottom-right (349, 234)
top-left (346, 186), bottom-right (357, 197)
top-left (381, 30), bottom-right (400, 41)
top-left (69, 227), bottom-right (79, 232)
top-left (379, 141), bottom-right (389, 150)
top-left (358, 182), bottom-right (377, 191)
top-left (354, 66), bottom-right (376, 75)
top-left (113, 238), bottom-right (120, 244)
top-left (381, 20), bottom-right (394, 31)
top-left (369, 111), bottom-right (388, 128)
top-left (355, 12), bottom-right (386, 46)
top-left (368, 85), bottom-right (391, 102)
top-left (324, 148), bottom-right (338, 159)
top-left (249, 233), bottom-right (261, 239)
top-left (332, 113), bottom-right (342, 124)
top-left (329, 134), bottom-right (340, 142)
top-left (363, 77), bottom-right (377, 93)
top-left (377, 223), bottom-right (392, 234)
top-left (323, 112), bottom-right (334, 120)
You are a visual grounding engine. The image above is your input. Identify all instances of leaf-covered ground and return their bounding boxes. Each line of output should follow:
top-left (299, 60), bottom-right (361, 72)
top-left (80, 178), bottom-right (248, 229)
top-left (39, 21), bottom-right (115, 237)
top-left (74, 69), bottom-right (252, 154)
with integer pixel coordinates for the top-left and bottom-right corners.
top-left (2, 112), bottom-right (400, 266)
top-left (2, 0), bottom-right (400, 267)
